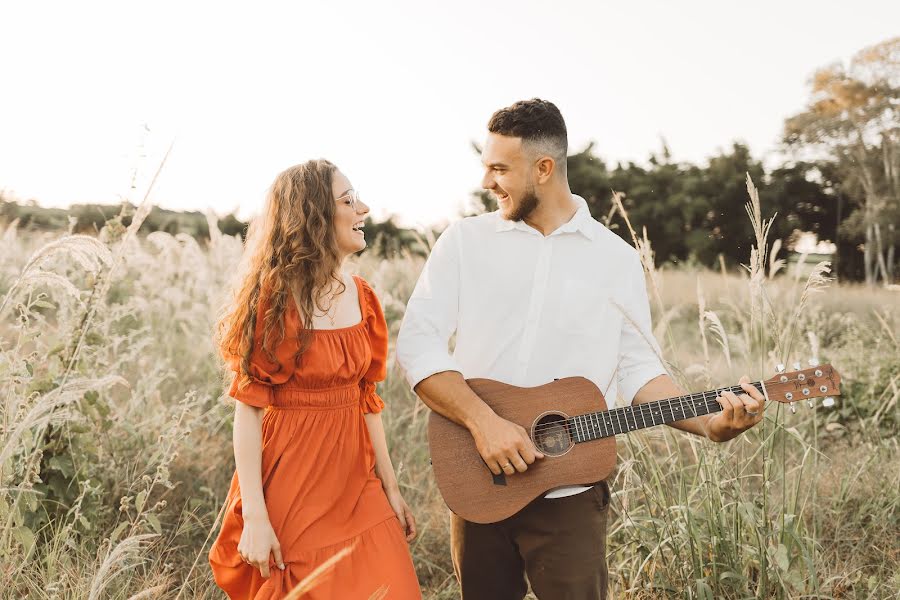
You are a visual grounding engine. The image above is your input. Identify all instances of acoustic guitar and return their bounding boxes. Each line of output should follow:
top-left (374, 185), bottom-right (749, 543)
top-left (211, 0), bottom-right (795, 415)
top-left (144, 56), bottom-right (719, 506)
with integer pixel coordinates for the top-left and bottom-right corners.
top-left (428, 363), bottom-right (842, 523)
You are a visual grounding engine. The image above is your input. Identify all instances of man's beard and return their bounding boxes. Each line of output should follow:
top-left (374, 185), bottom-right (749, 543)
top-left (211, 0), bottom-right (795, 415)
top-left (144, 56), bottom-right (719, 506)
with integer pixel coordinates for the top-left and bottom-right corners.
top-left (507, 189), bottom-right (539, 222)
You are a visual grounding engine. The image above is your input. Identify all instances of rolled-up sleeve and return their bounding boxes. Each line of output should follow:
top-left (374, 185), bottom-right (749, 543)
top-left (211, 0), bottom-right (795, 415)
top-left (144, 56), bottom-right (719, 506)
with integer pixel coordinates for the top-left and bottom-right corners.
top-left (396, 222), bottom-right (464, 390)
top-left (616, 252), bottom-right (668, 404)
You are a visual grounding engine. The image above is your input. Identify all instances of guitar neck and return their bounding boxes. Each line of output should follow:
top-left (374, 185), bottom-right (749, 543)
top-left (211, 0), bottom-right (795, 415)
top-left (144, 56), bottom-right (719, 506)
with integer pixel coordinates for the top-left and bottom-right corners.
top-left (568, 382), bottom-right (766, 442)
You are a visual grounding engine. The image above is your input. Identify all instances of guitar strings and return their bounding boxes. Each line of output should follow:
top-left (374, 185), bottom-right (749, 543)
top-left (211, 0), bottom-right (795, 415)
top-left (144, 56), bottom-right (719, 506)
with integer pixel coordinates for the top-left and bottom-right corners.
top-left (529, 381), bottom-right (764, 435)
top-left (527, 376), bottom-right (821, 436)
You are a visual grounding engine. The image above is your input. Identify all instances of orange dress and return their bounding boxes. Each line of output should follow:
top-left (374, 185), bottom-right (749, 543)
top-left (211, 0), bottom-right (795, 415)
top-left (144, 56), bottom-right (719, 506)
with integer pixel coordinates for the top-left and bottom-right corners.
top-left (209, 276), bottom-right (421, 599)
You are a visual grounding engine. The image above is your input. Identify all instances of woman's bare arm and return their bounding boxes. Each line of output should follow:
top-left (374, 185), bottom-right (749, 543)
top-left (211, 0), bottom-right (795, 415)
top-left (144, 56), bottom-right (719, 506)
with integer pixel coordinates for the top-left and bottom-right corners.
top-left (233, 402), bottom-right (267, 518)
top-left (364, 412), bottom-right (417, 541)
top-left (233, 402), bottom-right (284, 576)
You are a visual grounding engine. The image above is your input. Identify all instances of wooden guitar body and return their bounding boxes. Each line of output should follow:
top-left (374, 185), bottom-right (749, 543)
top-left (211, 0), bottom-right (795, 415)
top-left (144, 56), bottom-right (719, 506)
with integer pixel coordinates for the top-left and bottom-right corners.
top-left (428, 377), bottom-right (616, 524)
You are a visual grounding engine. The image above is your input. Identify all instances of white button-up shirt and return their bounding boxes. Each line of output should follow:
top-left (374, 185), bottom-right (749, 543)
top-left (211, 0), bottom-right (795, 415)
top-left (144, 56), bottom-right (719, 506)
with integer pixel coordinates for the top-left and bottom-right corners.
top-left (396, 194), bottom-right (667, 498)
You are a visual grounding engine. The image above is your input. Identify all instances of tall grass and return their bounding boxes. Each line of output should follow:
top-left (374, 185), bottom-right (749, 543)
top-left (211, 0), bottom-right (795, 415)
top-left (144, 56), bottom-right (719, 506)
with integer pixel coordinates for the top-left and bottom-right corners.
top-left (0, 176), bottom-right (897, 598)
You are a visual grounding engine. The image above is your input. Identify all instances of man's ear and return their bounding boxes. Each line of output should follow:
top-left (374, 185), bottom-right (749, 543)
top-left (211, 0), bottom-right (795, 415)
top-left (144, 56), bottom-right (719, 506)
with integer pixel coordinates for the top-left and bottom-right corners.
top-left (535, 156), bottom-right (556, 184)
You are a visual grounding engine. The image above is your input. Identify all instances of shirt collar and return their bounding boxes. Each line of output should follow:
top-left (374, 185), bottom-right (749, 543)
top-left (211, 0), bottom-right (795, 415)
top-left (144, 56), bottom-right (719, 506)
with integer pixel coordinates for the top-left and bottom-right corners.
top-left (494, 194), bottom-right (595, 241)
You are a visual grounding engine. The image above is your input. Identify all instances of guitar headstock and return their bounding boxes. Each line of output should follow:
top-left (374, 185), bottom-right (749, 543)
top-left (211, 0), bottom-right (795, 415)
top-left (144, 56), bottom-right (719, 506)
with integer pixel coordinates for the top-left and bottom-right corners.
top-left (764, 361), bottom-right (841, 412)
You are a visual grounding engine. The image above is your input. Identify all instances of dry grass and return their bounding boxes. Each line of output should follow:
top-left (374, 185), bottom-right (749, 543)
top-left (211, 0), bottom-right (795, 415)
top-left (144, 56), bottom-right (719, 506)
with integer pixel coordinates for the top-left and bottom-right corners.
top-left (1, 178), bottom-right (898, 598)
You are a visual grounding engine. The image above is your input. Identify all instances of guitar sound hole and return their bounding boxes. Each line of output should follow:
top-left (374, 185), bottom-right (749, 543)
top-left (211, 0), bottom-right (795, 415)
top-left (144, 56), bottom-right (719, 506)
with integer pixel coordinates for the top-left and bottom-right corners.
top-left (532, 413), bottom-right (573, 457)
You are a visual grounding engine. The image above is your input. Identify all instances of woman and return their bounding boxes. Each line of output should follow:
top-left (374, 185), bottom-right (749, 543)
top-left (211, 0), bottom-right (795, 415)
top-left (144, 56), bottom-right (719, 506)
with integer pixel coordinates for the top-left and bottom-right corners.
top-left (209, 159), bottom-right (421, 599)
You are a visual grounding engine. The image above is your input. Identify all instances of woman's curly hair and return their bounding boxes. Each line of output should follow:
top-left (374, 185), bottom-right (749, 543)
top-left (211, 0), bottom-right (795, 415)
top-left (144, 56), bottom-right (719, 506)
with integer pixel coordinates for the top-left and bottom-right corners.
top-left (215, 159), bottom-right (347, 391)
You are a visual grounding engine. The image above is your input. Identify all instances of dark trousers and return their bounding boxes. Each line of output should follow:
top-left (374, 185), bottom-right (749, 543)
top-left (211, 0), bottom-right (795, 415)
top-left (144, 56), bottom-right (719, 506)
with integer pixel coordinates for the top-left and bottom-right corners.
top-left (450, 481), bottom-right (610, 600)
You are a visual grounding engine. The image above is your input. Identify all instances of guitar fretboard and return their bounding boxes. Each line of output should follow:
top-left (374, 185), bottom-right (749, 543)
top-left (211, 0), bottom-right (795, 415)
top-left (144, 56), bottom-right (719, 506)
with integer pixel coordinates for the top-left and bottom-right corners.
top-left (567, 382), bottom-right (765, 442)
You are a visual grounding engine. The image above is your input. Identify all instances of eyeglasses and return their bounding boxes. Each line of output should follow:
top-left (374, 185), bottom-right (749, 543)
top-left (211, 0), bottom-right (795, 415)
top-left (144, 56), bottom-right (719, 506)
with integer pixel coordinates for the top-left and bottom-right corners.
top-left (336, 189), bottom-right (362, 211)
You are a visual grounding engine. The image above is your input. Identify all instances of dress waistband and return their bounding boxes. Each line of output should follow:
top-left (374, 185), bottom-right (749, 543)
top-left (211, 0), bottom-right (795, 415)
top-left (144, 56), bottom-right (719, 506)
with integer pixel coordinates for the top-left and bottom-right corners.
top-left (269, 382), bottom-right (361, 411)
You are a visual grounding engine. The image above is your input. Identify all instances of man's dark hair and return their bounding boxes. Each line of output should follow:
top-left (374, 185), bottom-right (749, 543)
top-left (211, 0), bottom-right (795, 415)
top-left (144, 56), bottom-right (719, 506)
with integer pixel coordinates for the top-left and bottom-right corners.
top-left (487, 98), bottom-right (568, 175)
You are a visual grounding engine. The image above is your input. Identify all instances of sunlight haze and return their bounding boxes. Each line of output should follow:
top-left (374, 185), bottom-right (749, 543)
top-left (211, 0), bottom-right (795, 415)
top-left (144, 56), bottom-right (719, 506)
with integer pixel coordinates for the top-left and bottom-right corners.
top-left (1, 0), bottom-right (897, 228)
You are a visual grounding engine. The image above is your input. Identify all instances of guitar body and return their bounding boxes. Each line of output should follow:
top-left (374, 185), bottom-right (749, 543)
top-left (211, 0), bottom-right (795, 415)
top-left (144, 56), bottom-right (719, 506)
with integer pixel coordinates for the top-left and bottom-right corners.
top-left (428, 376), bottom-right (616, 524)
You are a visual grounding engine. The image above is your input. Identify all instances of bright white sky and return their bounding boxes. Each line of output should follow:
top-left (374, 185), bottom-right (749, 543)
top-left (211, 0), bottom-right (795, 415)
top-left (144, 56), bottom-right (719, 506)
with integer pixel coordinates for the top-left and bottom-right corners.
top-left (1, 1), bottom-right (897, 229)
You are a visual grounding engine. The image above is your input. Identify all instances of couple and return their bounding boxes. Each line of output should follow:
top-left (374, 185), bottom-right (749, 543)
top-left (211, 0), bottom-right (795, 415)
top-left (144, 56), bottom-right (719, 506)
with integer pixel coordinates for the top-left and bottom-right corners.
top-left (208, 99), bottom-right (766, 599)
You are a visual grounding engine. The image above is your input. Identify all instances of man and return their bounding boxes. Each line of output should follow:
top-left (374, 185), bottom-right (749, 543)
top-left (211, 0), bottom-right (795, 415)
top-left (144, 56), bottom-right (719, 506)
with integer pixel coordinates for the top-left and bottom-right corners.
top-left (396, 98), bottom-right (764, 600)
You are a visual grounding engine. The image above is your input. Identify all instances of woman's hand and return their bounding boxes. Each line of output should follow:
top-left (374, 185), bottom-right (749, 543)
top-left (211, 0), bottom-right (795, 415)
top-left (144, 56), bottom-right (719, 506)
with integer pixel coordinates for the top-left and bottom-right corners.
top-left (385, 487), bottom-right (417, 543)
top-left (238, 515), bottom-right (285, 578)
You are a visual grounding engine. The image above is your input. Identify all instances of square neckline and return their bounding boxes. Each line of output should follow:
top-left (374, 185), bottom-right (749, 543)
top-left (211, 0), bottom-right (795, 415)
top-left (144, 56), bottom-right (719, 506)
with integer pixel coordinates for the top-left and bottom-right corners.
top-left (307, 274), bottom-right (367, 333)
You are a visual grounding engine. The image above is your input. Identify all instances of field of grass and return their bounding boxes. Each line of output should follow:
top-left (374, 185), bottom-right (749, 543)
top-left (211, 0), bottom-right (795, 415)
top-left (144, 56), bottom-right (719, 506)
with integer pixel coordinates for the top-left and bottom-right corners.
top-left (1, 183), bottom-right (898, 599)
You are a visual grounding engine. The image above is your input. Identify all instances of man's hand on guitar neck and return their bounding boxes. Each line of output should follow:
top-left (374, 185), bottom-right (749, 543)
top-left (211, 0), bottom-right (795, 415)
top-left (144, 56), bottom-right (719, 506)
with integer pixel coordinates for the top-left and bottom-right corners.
top-left (414, 370), bottom-right (544, 477)
top-left (706, 375), bottom-right (767, 442)
top-left (634, 374), bottom-right (766, 443)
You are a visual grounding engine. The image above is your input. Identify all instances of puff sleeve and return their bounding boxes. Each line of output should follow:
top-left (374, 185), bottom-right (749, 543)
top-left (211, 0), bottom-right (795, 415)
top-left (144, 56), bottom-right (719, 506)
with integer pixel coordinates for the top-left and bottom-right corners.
top-left (223, 292), bottom-right (296, 408)
top-left (358, 278), bottom-right (388, 414)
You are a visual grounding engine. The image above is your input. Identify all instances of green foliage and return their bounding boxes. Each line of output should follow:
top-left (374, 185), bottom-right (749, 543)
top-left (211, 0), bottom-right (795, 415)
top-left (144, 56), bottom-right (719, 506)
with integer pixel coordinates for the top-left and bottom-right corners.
top-left (566, 143), bottom-right (838, 271)
top-left (0, 195), bottom-right (428, 260)
top-left (0, 195), bottom-right (247, 241)
top-left (362, 215), bottom-right (433, 259)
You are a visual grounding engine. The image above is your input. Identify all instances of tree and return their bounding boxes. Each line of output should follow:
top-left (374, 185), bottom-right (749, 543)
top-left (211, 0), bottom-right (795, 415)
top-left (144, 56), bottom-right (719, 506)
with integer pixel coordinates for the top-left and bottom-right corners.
top-left (785, 37), bottom-right (900, 285)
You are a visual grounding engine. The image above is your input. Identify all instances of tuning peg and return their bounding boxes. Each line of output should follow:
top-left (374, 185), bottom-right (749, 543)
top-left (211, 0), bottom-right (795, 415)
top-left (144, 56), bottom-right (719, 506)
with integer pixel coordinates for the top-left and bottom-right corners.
top-left (822, 397), bottom-right (835, 407)
top-left (790, 403), bottom-right (797, 414)
top-left (807, 399), bottom-right (816, 408)
top-left (808, 357), bottom-right (819, 366)
top-left (775, 364), bottom-right (785, 374)
top-left (792, 362), bottom-right (802, 371)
